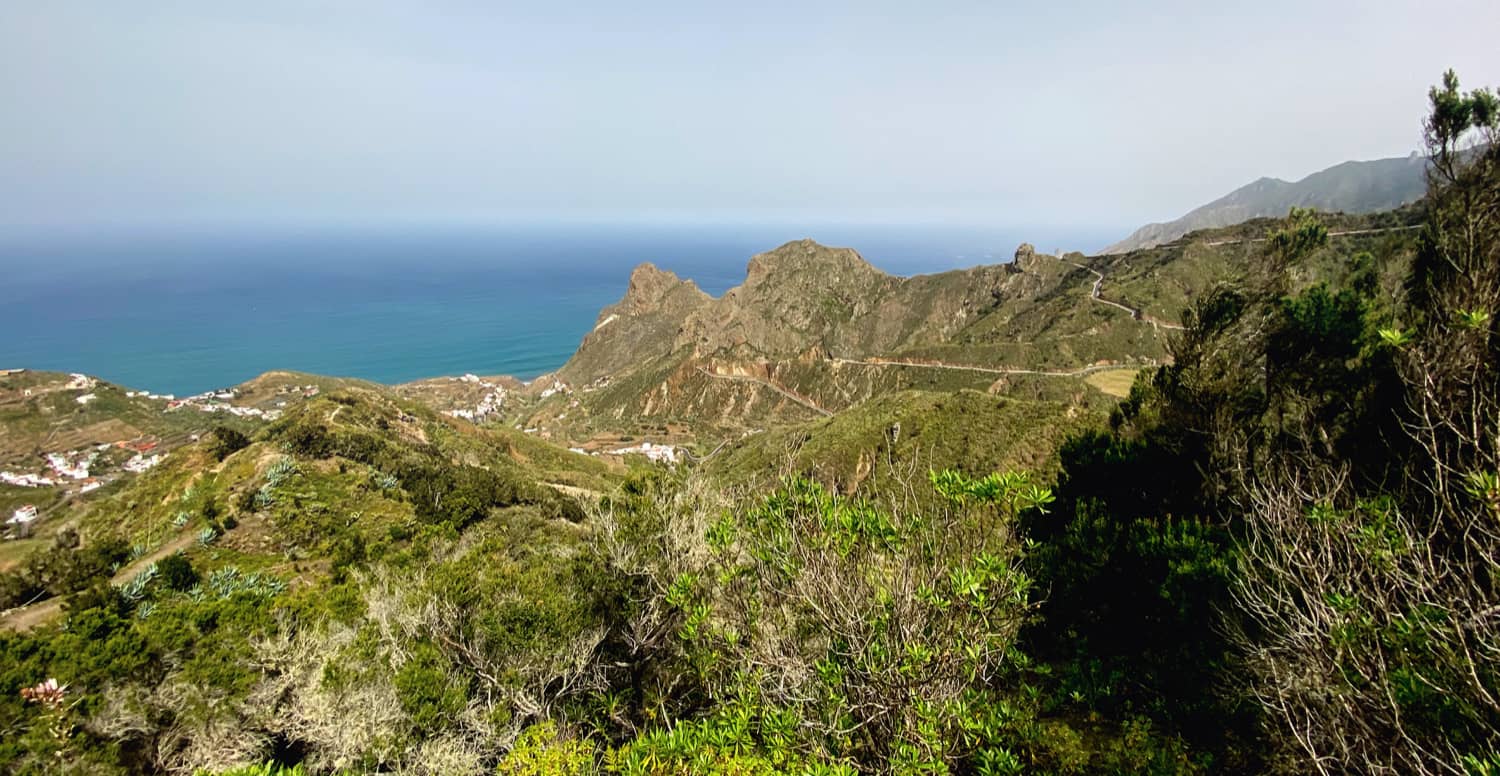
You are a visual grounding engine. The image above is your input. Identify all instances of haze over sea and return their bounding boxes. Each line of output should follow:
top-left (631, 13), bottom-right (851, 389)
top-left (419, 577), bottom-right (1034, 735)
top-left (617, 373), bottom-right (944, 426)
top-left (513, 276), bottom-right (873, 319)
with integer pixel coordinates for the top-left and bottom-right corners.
top-left (0, 223), bottom-right (1121, 395)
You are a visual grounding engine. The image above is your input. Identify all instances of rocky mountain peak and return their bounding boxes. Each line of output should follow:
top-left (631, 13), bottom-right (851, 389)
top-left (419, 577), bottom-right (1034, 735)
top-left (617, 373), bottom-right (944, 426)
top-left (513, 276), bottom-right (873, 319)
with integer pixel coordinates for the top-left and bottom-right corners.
top-left (743, 239), bottom-right (886, 285)
top-left (1013, 243), bottom-right (1038, 272)
top-left (620, 263), bottom-right (702, 314)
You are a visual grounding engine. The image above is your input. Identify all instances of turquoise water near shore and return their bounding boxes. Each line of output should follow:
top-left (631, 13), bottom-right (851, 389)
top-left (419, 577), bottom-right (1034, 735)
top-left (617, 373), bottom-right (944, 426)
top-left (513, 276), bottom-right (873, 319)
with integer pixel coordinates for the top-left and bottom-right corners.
top-left (0, 223), bottom-right (1121, 395)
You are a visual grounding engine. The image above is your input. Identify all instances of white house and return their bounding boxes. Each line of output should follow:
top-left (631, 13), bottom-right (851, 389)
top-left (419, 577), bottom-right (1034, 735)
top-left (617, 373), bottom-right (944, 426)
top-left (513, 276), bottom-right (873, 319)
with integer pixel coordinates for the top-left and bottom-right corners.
top-left (8, 505), bottom-right (39, 537)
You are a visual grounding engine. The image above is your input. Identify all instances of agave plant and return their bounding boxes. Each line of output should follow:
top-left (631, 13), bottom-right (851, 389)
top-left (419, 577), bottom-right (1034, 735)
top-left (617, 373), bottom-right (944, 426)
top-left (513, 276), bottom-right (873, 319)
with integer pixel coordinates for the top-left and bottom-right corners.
top-left (120, 563), bottom-right (157, 602)
top-left (197, 526), bottom-right (218, 546)
top-left (173, 511), bottom-right (191, 528)
top-left (202, 566), bottom-right (287, 599)
top-left (265, 457), bottom-right (299, 486)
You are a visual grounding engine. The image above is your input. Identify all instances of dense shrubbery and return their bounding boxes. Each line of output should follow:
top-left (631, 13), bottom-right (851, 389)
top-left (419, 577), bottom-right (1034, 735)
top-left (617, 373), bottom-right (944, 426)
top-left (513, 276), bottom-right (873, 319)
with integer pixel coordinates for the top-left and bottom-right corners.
top-left (1020, 71), bottom-right (1500, 774)
top-left (0, 530), bottom-right (130, 610)
top-left (2, 73), bottom-right (1496, 775)
top-left (267, 412), bottom-right (580, 528)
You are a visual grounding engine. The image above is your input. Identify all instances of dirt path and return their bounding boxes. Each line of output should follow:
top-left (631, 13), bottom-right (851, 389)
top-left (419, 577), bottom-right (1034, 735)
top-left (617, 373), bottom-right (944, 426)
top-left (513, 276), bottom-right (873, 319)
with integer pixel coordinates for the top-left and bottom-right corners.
top-left (695, 368), bottom-right (834, 416)
top-left (0, 530), bottom-right (198, 632)
top-left (544, 482), bottom-right (602, 501)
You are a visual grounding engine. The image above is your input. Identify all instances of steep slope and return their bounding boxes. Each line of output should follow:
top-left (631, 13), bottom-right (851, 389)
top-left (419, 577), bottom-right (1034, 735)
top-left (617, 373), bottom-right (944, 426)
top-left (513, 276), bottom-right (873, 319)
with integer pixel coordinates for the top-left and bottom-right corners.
top-left (1, 378), bottom-right (615, 631)
top-left (559, 263), bottom-right (712, 387)
top-left (519, 240), bottom-right (1164, 443)
top-left (707, 389), bottom-right (1103, 497)
top-left (1105, 153), bottom-right (1427, 253)
top-left (512, 207), bottom-right (1426, 449)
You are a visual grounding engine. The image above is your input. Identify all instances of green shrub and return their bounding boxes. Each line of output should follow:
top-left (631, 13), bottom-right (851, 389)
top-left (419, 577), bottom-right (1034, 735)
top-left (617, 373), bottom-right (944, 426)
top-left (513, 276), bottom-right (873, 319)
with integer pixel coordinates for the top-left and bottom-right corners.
top-left (497, 722), bottom-right (597, 775)
top-left (393, 640), bottom-right (468, 736)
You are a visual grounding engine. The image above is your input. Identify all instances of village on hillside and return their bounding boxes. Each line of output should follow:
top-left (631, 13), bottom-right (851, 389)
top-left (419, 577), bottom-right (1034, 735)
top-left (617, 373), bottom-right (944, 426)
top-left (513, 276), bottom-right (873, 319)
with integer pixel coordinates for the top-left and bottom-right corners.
top-left (0, 370), bottom-right (324, 547)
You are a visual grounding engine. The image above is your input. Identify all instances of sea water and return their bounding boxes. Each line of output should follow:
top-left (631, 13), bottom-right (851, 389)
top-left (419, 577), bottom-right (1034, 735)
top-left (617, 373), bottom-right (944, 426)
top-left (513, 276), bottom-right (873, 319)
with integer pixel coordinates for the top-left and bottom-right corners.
top-left (0, 222), bottom-right (1121, 395)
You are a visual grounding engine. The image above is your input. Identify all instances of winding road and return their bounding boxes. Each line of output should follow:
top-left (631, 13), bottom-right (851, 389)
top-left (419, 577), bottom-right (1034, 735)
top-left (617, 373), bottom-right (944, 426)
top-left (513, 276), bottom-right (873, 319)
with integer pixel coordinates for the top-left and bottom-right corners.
top-left (1067, 260), bottom-right (1186, 331)
top-left (829, 357), bottom-right (1136, 378)
top-left (1201, 223), bottom-right (1422, 247)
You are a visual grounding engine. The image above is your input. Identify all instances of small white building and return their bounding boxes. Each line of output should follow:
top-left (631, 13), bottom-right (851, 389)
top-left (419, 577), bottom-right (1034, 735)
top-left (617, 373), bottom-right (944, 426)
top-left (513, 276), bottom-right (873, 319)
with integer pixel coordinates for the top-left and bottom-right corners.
top-left (7, 505), bottom-right (39, 537)
top-left (123, 453), bottom-right (164, 473)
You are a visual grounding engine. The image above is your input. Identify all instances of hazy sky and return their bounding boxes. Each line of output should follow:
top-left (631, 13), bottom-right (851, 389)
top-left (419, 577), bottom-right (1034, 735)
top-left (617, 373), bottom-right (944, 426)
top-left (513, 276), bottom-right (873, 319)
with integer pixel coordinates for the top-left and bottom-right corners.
top-left (3, 1), bottom-right (1497, 230)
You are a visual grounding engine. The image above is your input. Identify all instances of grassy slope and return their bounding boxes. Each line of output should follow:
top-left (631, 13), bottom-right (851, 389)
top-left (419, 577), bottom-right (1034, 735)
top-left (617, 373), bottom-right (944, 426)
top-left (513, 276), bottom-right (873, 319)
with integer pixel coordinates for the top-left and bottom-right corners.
top-left (4, 381), bottom-right (617, 631)
top-left (707, 389), bottom-right (1105, 498)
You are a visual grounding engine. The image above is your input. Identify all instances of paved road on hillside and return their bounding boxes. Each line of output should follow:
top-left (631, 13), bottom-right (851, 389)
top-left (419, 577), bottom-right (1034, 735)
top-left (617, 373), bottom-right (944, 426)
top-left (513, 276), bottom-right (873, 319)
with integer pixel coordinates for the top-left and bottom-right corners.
top-left (695, 252), bottom-right (1178, 416)
top-left (1066, 260), bottom-right (1186, 331)
top-left (1202, 224), bottom-right (1422, 247)
top-left (829, 357), bottom-right (1139, 378)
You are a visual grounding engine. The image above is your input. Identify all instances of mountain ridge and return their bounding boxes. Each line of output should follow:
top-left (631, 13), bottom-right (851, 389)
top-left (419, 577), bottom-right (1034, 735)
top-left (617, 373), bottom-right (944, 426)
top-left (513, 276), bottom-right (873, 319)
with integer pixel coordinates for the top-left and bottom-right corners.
top-left (1104, 152), bottom-right (1428, 253)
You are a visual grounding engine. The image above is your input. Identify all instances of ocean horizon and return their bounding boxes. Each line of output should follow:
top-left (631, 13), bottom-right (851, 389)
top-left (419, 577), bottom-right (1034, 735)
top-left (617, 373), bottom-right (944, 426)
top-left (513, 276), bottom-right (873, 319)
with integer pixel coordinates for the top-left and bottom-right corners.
top-left (0, 222), bottom-right (1123, 395)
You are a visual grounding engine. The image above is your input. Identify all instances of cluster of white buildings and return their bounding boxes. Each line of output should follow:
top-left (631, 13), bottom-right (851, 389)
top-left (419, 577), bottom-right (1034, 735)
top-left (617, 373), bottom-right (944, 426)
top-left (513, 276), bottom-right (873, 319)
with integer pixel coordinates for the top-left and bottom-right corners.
top-left (271, 383), bottom-right (321, 399)
top-left (0, 471), bottom-right (55, 488)
top-left (2, 441), bottom-right (157, 493)
top-left (447, 376), bottom-right (508, 422)
top-left (1, 449), bottom-right (105, 495)
top-left (126, 390), bottom-right (176, 400)
top-left (173, 401), bottom-right (280, 420)
top-left (65, 373), bottom-right (96, 390)
top-left (45, 450), bottom-right (98, 480)
top-left (122, 453), bottom-right (164, 473)
top-left (162, 386), bottom-right (282, 420)
top-left (538, 379), bottom-right (572, 399)
top-left (605, 441), bottom-right (683, 464)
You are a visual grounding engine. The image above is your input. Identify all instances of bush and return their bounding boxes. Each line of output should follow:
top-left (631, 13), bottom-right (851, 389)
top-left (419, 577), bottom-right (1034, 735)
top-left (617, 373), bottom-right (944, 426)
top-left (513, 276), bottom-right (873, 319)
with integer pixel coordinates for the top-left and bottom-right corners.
top-left (156, 553), bottom-right (199, 592)
top-left (394, 641), bottom-right (469, 736)
top-left (597, 470), bottom-right (1051, 771)
top-left (496, 722), bottom-right (596, 776)
top-left (207, 426), bottom-right (251, 461)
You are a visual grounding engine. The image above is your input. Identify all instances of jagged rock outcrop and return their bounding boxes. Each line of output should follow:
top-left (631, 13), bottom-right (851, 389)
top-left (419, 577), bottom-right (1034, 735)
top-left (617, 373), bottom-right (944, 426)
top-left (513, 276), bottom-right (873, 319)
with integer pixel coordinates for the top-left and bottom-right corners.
top-left (557, 263), bottom-right (709, 386)
top-left (535, 233), bottom-right (1185, 432)
top-left (678, 239), bottom-right (1014, 358)
top-left (1013, 243), bottom-right (1037, 272)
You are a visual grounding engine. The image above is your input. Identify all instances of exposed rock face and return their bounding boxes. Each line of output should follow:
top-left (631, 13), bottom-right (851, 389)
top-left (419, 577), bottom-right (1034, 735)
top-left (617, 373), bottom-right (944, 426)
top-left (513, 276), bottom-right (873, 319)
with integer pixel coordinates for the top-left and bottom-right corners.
top-left (620, 263), bottom-right (696, 315)
top-left (557, 263), bottom-right (709, 386)
top-left (562, 239), bottom-right (1021, 389)
top-left (674, 239), bottom-right (1014, 359)
top-left (538, 234), bottom-right (1177, 432)
top-left (1013, 243), bottom-right (1037, 272)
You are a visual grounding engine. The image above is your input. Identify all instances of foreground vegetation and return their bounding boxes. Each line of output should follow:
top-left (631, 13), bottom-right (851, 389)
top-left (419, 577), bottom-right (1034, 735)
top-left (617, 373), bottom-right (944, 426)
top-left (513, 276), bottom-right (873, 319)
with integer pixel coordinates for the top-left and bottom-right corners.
top-left (0, 73), bottom-right (1496, 775)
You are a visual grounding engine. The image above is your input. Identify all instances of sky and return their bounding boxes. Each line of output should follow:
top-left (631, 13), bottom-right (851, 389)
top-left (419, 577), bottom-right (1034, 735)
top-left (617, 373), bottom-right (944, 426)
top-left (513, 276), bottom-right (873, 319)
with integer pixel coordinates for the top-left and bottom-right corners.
top-left (2, 1), bottom-right (1498, 232)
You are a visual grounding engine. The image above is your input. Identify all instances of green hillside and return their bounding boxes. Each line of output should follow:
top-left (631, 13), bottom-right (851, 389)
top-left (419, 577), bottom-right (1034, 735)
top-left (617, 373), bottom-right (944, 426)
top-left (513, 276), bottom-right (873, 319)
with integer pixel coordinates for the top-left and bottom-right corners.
top-left (0, 72), bottom-right (1495, 776)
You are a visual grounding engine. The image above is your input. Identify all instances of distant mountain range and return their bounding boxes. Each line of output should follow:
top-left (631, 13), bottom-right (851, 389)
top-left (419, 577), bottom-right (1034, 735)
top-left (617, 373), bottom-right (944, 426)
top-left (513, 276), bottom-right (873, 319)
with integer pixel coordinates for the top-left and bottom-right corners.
top-left (1103, 152), bottom-right (1429, 253)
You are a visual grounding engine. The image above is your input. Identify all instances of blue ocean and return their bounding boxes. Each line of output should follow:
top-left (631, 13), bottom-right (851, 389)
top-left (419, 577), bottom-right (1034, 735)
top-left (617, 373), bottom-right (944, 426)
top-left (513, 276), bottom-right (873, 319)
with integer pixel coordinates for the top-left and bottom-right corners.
top-left (0, 223), bottom-right (1121, 395)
